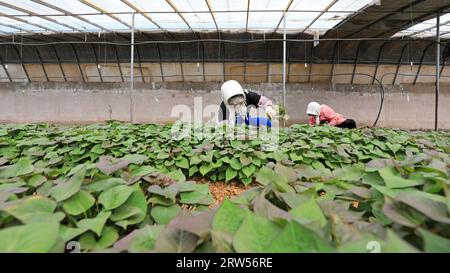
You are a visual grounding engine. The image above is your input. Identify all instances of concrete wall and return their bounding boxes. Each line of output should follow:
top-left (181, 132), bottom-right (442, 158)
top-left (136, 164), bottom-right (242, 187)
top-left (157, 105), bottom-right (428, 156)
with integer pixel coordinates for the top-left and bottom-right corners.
top-left (0, 82), bottom-right (448, 130)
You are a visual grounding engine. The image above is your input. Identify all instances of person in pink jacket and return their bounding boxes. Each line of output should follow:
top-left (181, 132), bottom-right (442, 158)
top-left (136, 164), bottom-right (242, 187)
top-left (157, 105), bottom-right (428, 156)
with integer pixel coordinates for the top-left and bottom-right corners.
top-left (306, 102), bottom-right (356, 129)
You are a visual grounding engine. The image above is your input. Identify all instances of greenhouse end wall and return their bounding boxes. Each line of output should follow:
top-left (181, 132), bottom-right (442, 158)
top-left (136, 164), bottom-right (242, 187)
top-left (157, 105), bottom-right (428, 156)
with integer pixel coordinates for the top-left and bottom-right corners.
top-left (0, 82), bottom-right (448, 130)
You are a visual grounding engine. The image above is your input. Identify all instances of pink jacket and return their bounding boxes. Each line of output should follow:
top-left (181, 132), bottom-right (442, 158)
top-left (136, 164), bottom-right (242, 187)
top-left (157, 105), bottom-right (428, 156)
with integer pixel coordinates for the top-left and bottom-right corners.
top-left (309, 104), bottom-right (346, 126)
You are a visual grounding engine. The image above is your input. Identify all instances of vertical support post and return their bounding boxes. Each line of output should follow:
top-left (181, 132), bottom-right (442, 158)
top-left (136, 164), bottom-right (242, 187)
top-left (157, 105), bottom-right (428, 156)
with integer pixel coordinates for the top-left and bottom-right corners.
top-left (282, 11), bottom-right (287, 112)
top-left (130, 12), bottom-right (135, 123)
top-left (131, 12), bottom-right (135, 90)
top-left (435, 10), bottom-right (440, 131)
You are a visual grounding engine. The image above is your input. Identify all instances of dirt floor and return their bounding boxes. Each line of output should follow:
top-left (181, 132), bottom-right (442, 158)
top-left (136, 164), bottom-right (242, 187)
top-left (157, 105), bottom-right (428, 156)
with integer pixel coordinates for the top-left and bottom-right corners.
top-left (192, 178), bottom-right (252, 206)
top-left (208, 181), bottom-right (251, 206)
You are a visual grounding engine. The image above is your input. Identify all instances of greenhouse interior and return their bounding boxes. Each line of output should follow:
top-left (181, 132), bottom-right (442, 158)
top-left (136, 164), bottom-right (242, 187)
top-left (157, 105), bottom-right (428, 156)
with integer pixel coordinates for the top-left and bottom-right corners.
top-left (0, 0), bottom-right (449, 256)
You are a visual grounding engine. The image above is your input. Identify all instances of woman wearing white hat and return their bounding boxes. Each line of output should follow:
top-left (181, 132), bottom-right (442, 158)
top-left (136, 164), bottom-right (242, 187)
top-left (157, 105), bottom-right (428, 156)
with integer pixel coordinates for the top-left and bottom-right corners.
top-left (218, 80), bottom-right (276, 127)
top-left (306, 102), bottom-right (356, 129)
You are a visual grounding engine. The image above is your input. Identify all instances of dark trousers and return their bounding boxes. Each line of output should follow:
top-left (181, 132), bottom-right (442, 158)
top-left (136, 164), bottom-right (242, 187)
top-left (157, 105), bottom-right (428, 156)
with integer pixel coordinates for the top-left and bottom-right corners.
top-left (336, 119), bottom-right (357, 129)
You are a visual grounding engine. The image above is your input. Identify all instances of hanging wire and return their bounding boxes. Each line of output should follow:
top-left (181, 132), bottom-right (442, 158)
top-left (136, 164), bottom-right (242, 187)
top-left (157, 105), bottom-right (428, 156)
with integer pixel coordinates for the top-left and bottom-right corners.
top-left (103, 32), bottom-right (107, 68)
top-left (0, 37), bottom-right (443, 47)
top-left (197, 40), bottom-right (200, 72)
top-left (409, 0), bottom-right (414, 69)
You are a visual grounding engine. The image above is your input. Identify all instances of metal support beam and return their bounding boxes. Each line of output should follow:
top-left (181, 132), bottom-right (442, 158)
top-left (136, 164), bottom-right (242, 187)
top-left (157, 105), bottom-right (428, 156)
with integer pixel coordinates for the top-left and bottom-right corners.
top-left (164, 0), bottom-right (204, 82)
top-left (178, 41), bottom-right (185, 82)
top-left (91, 43), bottom-right (103, 82)
top-left (372, 42), bottom-right (389, 84)
top-left (205, 0), bottom-right (223, 80)
top-left (0, 53), bottom-right (12, 82)
top-left (70, 44), bottom-right (85, 82)
top-left (393, 43), bottom-right (410, 84)
top-left (12, 44), bottom-right (30, 82)
top-left (245, 0), bottom-right (250, 32)
top-left (343, 0), bottom-right (426, 38)
top-left (156, 42), bottom-right (165, 82)
top-left (135, 44), bottom-right (145, 82)
top-left (351, 41), bottom-right (363, 84)
top-left (308, 42), bottom-right (313, 82)
top-left (413, 42), bottom-right (434, 84)
top-left (33, 46), bottom-right (49, 82)
top-left (378, 3), bottom-right (450, 38)
top-left (0, 2), bottom-right (85, 33)
top-left (198, 33), bottom-right (206, 82)
top-left (129, 13), bottom-right (135, 123)
top-left (113, 44), bottom-right (125, 82)
top-left (300, 0), bottom-right (338, 34)
top-left (130, 12), bottom-right (135, 88)
top-left (0, 13), bottom-right (49, 33)
top-left (221, 33), bottom-right (225, 81)
top-left (31, 0), bottom-right (111, 33)
top-left (435, 11), bottom-right (440, 130)
top-left (330, 41), bottom-right (340, 82)
top-left (52, 45), bottom-right (67, 82)
top-left (244, 33), bottom-right (248, 82)
top-left (80, 0), bottom-right (131, 29)
top-left (0, 22), bottom-right (34, 34)
top-left (266, 36), bottom-right (270, 83)
top-left (274, 0), bottom-right (293, 32)
top-left (282, 11), bottom-right (287, 109)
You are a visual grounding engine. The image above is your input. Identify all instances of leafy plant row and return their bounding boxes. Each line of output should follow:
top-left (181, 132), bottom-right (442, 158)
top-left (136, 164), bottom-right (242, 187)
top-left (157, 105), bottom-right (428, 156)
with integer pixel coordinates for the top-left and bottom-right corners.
top-left (0, 122), bottom-right (449, 252)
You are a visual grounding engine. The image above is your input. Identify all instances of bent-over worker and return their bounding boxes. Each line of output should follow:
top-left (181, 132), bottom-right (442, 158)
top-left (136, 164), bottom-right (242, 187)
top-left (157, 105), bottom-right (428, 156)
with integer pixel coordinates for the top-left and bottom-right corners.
top-left (306, 102), bottom-right (356, 129)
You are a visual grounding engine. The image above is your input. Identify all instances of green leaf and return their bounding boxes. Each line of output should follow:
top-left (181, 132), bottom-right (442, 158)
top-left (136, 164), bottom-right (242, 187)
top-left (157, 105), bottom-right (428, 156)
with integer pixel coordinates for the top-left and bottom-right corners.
top-left (166, 169), bottom-right (186, 182)
top-left (0, 158), bottom-right (34, 179)
top-left (2, 196), bottom-right (57, 223)
top-left (0, 220), bottom-right (59, 253)
top-left (130, 166), bottom-right (155, 177)
top-left (122, 154), bottom-right (148, 164)
top-left (112, 184), bottom-right (148, 229)
top-left (28, 174), bottom-right (47, 187)
top-left (77, 211), bottom-right (112, 236)
top-left (394, 192), bottom-right (450, 224)
top-left (239, 155), bottom-right (252, 166)
top-left (49, 166), bottom-right (86, 202)
top-left (419, 229), bottom-right (450, 253)
top-left (96, 156), bottom-right (129, 175)
top-left (151, 205), bottom-right (181, 225)
top-left (128, 225), bottom-right (165, 253)
top-left (85, 178), bottom-right (126, 193)
top-left (290, 197), bottom-right (328, 228)
top-left (63, 191), bottom-right (95, 216)
top-left (59, 226), bottom-right (88, 242)
top-left (241, 164), bottom-right (256, 178)
top-left (188, 165), bottom-right (198, 177)
top-left (98, 185), bottom-right (134, 211)
top-left (225, 168), bottom-right (238, 182)
top-left (267, 221), bottom-right (334, 252)
top-left (378, 167), bottom-right (424, 189)
top-left (230, 158), bottom-right (242, 170)
top-left (79, 226), bottom-right (119, 251)
top-left (212, 199), bottom-right (247, 235)
top-left (274, 164), bottom-right (298, 182)
top-left (175, 157), bottom-right (189, 169)
top-left (233, 213), bottom-right (281, 253)
top-left (255, 167), bottom-right (294, 192)
top-left (199, 164), bottom-right (213, 176)
top-left (381, 229), bottom-right (419, 253)
top-left (180, 184), bottom-right (213, 205)
top-left (332, 165), bottom-right (364, 181)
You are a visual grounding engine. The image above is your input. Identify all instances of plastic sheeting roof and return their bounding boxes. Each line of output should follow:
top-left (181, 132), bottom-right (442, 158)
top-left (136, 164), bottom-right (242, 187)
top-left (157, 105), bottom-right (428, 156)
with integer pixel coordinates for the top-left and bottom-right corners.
top-left (0, 0), bottom-right (377, 35)
top-left (392, 13), bottom-right (450, 39)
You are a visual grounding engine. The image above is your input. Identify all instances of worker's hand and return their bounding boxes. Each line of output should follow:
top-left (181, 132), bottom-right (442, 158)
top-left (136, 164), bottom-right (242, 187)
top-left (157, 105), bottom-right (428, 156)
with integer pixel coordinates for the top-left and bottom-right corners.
top-left (266, 106), bottom-right (276, 120)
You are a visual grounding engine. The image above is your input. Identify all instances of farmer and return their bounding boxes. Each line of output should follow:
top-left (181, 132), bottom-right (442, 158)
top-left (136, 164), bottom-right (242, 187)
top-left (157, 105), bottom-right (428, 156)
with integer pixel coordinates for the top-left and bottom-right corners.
top-left (217, 80), bottom-right (276, 127)
top-left (306, 101), bottom-right (357, 129)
